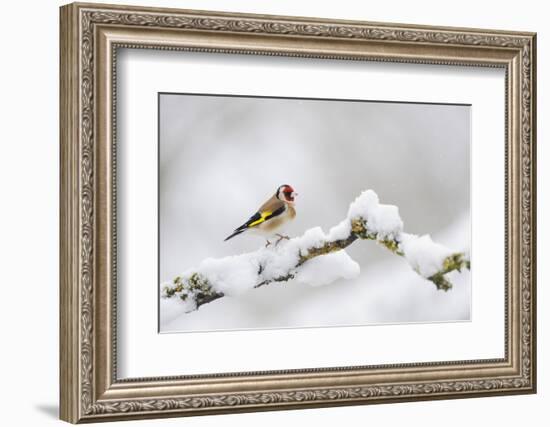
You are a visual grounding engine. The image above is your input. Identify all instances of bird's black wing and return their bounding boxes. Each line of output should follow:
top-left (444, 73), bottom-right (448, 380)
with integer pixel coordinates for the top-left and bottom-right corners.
top-left (224, 205), bottom-right (286, 241)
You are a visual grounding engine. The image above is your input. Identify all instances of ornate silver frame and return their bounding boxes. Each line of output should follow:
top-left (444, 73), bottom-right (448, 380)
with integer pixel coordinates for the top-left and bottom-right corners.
top-left (60, 2), bottom-right (536, 423)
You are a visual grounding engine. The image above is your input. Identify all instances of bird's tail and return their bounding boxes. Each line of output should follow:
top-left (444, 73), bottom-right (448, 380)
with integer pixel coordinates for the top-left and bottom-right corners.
top-left (224, 229), bottom-right (245, 241)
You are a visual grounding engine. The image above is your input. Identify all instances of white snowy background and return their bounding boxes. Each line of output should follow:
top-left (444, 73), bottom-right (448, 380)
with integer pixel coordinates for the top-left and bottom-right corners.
top-left (159, 94), bottom-right (470, 332)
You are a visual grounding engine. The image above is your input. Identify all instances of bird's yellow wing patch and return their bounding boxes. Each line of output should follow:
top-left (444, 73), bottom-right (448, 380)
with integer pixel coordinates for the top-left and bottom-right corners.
top-left (248, 211), bottom-right (272, 227)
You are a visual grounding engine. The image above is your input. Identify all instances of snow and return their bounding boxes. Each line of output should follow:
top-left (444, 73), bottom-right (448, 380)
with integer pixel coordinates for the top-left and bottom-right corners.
top-left (161, 291), bottom-right (197, 324)
top-left (258, 228), bottom-right (332, 282)
top-left (256, 247), bottom-right (298, 282)
top-left (327, 190), bottom-right (404, 242)
top-left (347, 190), bottom-right (404, 240)
top-left (161, 225), bottom-right (358, 302)
top-left (297, 250), bottom-right (360, 287)
top-left (163, 280), bottom-right (198, 313)
top-left (160, 211), bottom-right (471, 331)
top-left (399, 233), bottom-right (455, 278)
top-left (327, 219), bottom-right (352, 241)
top-left (161, 253), bottom-right (470, 332)
top-left (293, 226), bottom-right (326, 250)
top-left (161, 190), bottom-right (468, 325)
top-left (197, 255), bottom-right (259, 296)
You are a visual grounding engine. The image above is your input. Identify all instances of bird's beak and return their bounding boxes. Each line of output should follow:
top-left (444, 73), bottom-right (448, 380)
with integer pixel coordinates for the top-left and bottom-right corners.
top-left (292, 192), bottom-right (298, 199)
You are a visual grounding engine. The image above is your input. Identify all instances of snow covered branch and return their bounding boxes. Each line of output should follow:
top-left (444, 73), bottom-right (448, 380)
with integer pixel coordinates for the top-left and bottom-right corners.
top-left (162, 190), bottom-right (470, 313)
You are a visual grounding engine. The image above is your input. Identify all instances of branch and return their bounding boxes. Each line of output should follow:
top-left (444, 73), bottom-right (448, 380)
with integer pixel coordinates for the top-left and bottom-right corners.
top-left (162, 190), bottom-right (470, 313)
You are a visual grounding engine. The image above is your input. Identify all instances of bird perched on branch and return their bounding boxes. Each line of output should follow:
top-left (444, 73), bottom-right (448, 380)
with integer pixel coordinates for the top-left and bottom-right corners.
top-left (224, 184), bottom-right (298, 246)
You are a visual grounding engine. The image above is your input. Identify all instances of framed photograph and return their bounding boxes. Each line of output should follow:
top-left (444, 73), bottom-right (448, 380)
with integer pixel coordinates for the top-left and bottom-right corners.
top-left (60, 2), bottom-right (537, 423)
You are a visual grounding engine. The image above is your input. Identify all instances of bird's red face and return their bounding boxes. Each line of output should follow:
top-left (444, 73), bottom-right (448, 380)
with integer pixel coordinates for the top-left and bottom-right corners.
top-left (278, 185), bottom-right (297, 203)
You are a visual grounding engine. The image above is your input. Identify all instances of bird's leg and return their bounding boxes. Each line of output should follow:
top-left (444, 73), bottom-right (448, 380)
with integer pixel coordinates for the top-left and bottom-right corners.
top-left (275, 234), bottom-right (290, 246)
top-left (264, 239), bottom-right (272, 248)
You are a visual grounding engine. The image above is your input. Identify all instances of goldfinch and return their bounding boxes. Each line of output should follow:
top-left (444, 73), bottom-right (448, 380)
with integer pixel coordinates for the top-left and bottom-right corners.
top-left (224, 184), bottom-right (298, 246)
